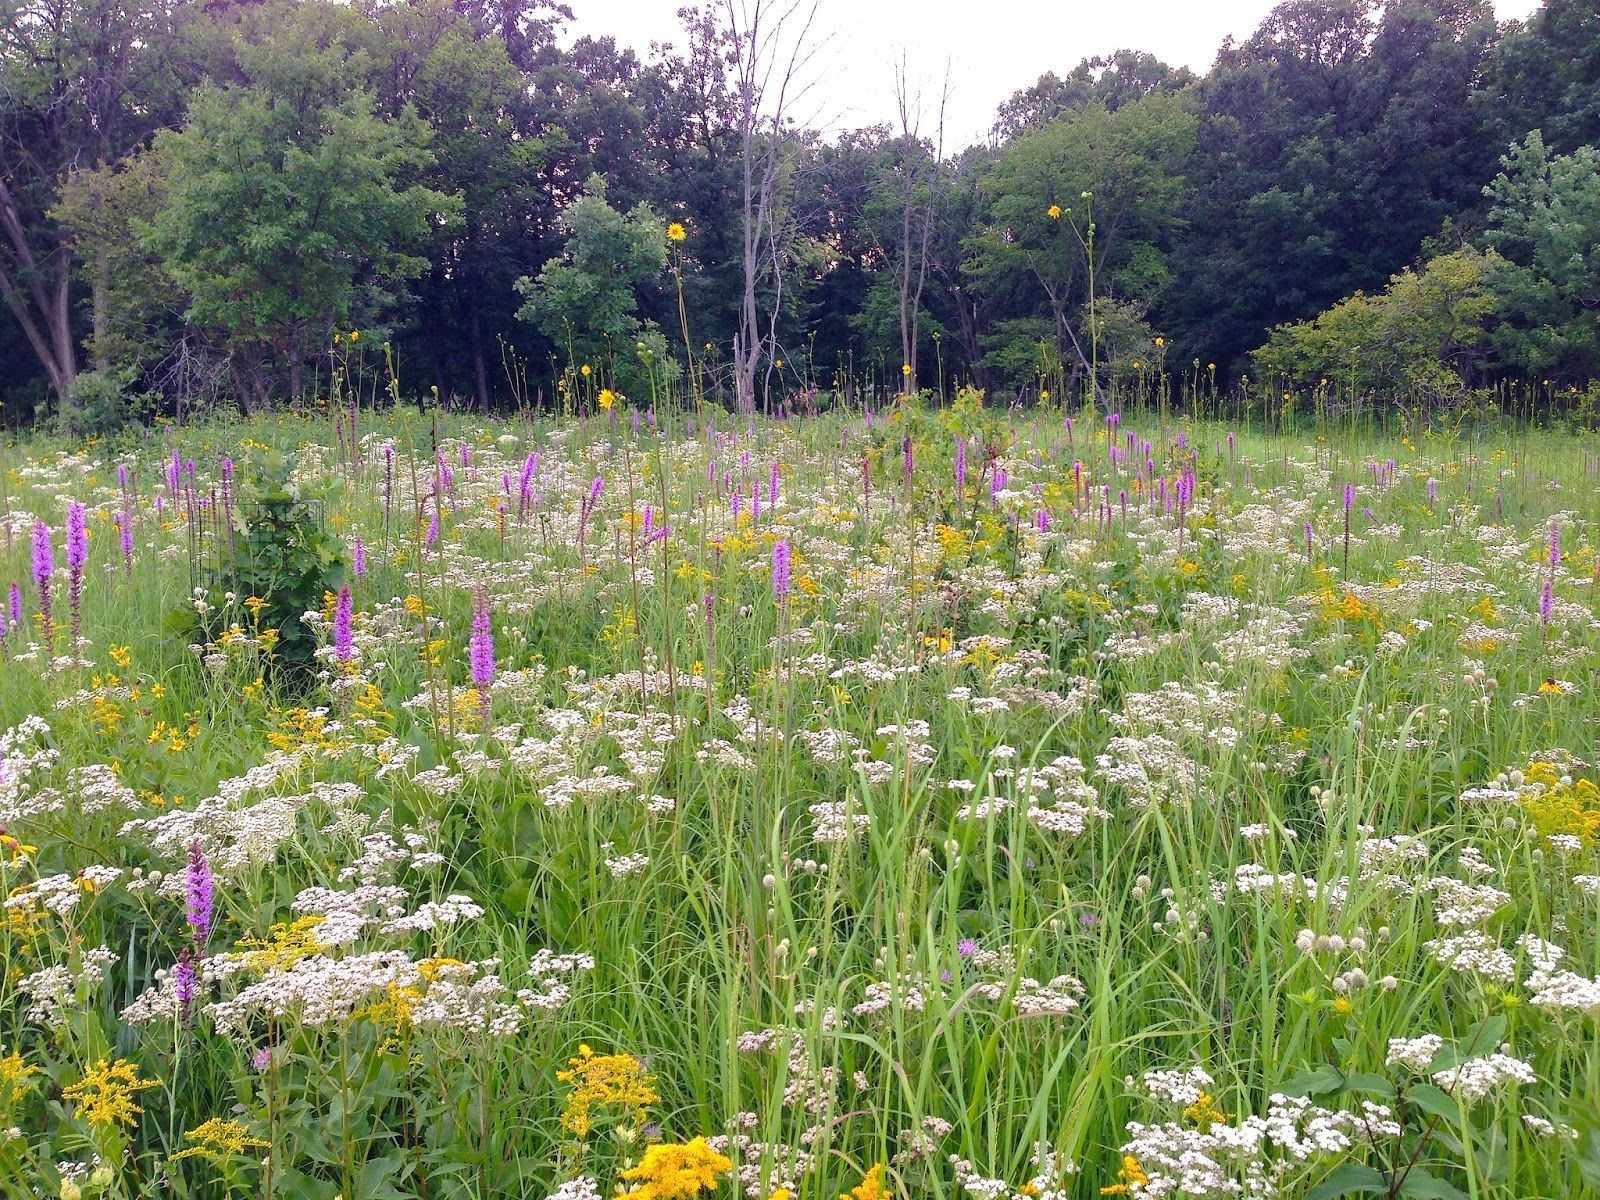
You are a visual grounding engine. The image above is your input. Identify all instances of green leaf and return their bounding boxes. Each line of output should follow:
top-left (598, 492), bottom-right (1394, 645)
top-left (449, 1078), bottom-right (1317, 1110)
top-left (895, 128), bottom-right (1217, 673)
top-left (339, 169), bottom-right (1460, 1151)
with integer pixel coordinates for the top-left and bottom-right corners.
top-left (1308, 1162), bottom-right (1389, 1198)
top-left (1397, 1167), bottom-right (1469, 1200)
top-left (1406, 1083), bottom-right (1462, 1125)
top-left (1281, 1064), bottom-right (1345, 1097)
top-left (1345, 1072), bottom-right (1396, 1098)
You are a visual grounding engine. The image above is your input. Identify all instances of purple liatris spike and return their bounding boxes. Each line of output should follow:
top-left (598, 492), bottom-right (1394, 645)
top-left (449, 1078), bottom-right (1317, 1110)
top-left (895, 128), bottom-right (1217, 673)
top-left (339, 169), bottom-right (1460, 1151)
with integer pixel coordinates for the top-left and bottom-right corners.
top-left (1343, 483), bottom-right (1355, 512)
top-left (186, 840), bottom-right (214, 946)
top-left (426, 509), bottom-right (440, 547)
top-left (771, 539), bottom-right (791, 602)
top-left (30, 520), bottom-right (52, 630)
top-left (769, 461), bottom-right (779, 507)
top-left (8, 583), bottom-right (20, 630)
top-left (352, 538), bottom-right (366, 577)
top-left (470, 588), bottom-right (495, 691)
top-left (174, 946), bottom-right (197, 1016)
top-left (333, 585), bottom-right (354, 662)
top-left (1540, 578), bottom-right (1553, 626)
top-left (955, 437), bottom-right (967, 491)
top-left (1548, 522), bottom-right (1561, 568)
top-left (116, 510), bottom-right (133, 568)
top-left (66, 503), bottom-right (87, 572)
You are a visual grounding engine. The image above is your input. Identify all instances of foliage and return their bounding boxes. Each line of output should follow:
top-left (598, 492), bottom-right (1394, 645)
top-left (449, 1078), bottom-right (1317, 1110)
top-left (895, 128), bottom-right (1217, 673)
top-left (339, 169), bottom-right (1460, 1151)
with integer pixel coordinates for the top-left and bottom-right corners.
top-left (1, 403), bottom-right (1598, 1198)
top-left (962, 95), bottom-right (1195, 386)
top-left (144, 1), bottom-right (459, 402)
top-left (1482, 132), bottom-right (1600, 383)
top-left (3, 0), bottom-right (1600, 411)
top-left (514, 174), bottom-right (669, 394)
top-left (61, 367), bottom-right (158, 437)
top-left (177, 448), bottom-right (347, 681)
top-left (1253, 248), bottom-right (1501, 400)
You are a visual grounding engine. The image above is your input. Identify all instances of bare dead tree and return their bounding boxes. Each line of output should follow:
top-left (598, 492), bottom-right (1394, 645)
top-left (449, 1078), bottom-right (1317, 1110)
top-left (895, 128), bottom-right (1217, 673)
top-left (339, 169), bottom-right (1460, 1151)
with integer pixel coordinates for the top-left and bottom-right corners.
top-left (722, 0), bottom-right (822, 414)
top-left (892, 55), bottom-right (949, 395)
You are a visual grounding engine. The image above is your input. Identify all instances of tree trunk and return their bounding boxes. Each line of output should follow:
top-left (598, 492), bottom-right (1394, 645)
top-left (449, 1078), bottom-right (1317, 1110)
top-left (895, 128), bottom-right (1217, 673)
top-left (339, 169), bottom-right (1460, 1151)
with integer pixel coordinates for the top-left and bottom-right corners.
top-left (0, 178), bottom-right (77, 401)
top-left (469, 297), bottom-right (490, 411)
top-left (91, 246), bottom-right (110, 374)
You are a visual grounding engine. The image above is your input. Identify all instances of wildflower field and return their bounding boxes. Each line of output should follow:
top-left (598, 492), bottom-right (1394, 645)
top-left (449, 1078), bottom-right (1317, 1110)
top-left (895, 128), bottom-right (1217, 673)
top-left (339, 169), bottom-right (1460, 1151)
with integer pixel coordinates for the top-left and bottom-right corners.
top-left (2, 396), bottom-right (1599, 1200)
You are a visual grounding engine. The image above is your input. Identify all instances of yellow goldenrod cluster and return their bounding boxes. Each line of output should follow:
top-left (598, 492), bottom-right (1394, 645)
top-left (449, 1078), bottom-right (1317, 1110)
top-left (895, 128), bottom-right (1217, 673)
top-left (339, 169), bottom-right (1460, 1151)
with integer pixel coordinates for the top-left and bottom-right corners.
top-left (62, 1058), bottom-right (159, 1128)
top-left (840, 1163), bottom-right (889, 1200)
top-left (1181, 1092), bottom-right (1228, 1130)
top-left (233, 915), bottom-right (329, 972)
top-left (558, 1044), bottom-right (660, 1137)
top-left (1520, 761), bottom-right (1600, 847)
top-left (0, 1047), bottom-right (39, 1107)
top-left (619, 1136), bottom-right (732, 1200)
top-left (1316, 587), bottom-right (1384, 629)
top-left (1100, 1155), bottom-right (1149, 1196)
top-left (170, 1116), bottom-right (270, 1163)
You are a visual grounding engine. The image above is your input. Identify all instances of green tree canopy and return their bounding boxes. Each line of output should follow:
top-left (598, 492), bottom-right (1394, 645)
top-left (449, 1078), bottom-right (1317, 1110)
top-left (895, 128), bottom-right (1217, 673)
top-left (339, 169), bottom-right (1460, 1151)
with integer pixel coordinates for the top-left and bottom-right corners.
top-left (1482, 131), bottom-right (1600, 382)
top-left (145, 4), bottom-right (458, 405)
top-left (514, 173), bottom-right (668, 395)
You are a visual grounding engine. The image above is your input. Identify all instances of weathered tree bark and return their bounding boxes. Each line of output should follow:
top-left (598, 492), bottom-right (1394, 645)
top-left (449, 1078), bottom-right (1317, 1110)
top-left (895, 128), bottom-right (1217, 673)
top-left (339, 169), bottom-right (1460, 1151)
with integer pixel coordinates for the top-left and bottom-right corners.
top-left (0, 177), bottom-right (78, 400)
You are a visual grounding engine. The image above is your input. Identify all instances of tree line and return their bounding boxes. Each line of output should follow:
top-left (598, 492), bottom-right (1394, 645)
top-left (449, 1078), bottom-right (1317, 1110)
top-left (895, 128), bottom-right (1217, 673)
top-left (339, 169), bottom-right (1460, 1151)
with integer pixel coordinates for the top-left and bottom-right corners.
top-left (2, 0), bottom-right (1598, 429)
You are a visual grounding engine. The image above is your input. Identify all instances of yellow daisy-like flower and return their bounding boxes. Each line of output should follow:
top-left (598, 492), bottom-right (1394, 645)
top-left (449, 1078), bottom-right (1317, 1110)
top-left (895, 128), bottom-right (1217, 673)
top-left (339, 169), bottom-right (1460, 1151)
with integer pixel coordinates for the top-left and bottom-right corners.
top-left (1046, 204), bottom-right (1062, 220)
top-left (598, 389), bottom-right (617, 411)
top-left (901, 363), bottom-right (912, 377)
top-left (61, 1058), bottom-right (159, 1128)
top-left (580, 363), bottom-right (593, 377)
top-left (667, 222), bottom-right (687, 242)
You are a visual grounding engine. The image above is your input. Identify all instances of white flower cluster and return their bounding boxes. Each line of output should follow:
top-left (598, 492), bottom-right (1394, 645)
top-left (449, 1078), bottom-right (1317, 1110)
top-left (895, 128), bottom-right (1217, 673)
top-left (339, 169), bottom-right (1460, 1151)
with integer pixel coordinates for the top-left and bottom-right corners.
top-left (1119, 1094), bottom-right (1400, 1199)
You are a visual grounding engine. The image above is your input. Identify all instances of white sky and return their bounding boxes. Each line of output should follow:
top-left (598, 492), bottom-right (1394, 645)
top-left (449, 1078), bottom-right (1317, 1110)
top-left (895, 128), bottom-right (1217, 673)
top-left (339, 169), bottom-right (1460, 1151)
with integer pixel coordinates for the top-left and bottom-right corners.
top-left (564, 0), bottom-right (1545, 148)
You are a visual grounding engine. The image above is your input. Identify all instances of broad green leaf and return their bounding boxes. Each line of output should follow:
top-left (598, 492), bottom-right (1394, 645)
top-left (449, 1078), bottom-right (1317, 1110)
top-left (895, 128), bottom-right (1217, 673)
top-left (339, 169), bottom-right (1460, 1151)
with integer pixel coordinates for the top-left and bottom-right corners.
top-left (1308, 1162), bottom-right (1389, 1198)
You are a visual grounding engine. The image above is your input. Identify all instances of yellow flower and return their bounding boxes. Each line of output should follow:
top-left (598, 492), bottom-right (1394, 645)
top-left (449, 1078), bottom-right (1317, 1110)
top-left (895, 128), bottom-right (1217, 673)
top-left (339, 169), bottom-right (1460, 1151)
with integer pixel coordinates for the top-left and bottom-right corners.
top-left (1333, 996), bottom-right (1354, 1016)
top-left (620, 1137), bottom-right (733, 1200)
top-left (598, 389), bottom-right (617, 411)
top-left (580, 363), bottom-right (593, 378)
top-left (1039, 389), bottom-right (1050, 401)
top-left (349, 330), bottom-right (360, 342)
top-left (841, 1163), bottom-right (889, 1200)
top-left (1154, 336), bottom-right (1165, 348)
top-left (109, 644), bottom-right (132, 669)
top-left (170, 1117), bottom-right (270, 1163)
top-left (667, 221), bottom-right (688, 242)
top-left (0, 1048), bottom-right (39, 1105)
top-left (1101, 1156), bottom-right (1149, 1195)
top-left (61, 1059), bottom-right (158, 1128)
top-left (232, 915), bottom-right (329, 972)
top-left (1046, 204), bottom-right (1062, 220)
top-left (558, 1045), bottom-right (659, 1137)
top-left (901, 363), bottom-right (912, 376)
